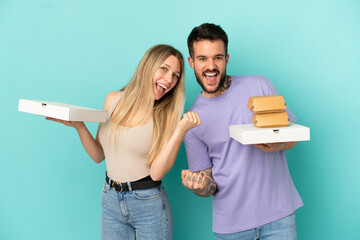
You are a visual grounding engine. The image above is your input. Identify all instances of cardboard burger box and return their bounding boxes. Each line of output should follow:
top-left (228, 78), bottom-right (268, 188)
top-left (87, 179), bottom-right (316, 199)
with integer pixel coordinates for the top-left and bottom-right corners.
top-left (18, 99), bottom-right (108, 122)
top-left (229, 123), bottom-right (310, 145)
top-left (251, 112), bottom-right (290, 128)
top-left (247, 95), bottom-right (286, 114)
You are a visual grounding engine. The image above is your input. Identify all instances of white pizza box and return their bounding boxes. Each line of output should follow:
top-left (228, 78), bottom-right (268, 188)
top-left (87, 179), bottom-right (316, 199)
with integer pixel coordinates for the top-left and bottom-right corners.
top-left (229, 123), bottom-right (310, 145)
top-left (18, 99), bottom-right (108, 122)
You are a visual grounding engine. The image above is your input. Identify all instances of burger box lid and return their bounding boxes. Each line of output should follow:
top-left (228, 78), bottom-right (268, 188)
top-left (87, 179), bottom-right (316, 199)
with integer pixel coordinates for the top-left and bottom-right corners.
top-left (229, 123), bottom-right (310, 145)
top-left (247, 95), bottom-right (286, 113)
top-left (18, 99), bottom-right (108, 122)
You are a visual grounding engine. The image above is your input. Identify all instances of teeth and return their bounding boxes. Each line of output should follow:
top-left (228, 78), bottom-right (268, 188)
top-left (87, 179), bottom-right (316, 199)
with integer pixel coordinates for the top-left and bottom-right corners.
top-left (157, 83), bottom-right (167, 89)
top-left (205, 73), bottom-right (216, 76)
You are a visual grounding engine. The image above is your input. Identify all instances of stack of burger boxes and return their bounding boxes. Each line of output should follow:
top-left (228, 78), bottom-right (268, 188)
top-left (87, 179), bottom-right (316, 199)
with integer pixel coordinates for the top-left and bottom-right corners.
top-left (248, 95), bottom-right (289, 128)
top-left (228, 95), bottom-right (310, 145)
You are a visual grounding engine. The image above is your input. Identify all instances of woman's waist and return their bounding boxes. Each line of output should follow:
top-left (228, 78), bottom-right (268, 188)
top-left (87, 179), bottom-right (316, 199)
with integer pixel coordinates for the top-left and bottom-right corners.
top-left (106, 163), bottom-right (150, 183)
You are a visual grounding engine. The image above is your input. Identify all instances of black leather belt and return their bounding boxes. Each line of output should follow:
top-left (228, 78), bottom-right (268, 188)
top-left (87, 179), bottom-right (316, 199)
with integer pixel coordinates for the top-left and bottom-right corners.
top-left (105, 173), bottom-right (162, 193)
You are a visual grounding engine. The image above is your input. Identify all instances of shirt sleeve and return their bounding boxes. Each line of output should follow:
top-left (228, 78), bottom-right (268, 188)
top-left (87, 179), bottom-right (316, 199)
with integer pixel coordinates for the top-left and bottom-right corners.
top-left (184, 128), bottom-right (212, 172)
top-left (266, 77), bottom-right (297, 123)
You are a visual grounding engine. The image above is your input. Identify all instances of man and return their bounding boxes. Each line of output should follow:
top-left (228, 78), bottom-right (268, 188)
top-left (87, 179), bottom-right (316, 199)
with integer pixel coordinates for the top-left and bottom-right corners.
top-left (181, 23), bottom-right (303, 240)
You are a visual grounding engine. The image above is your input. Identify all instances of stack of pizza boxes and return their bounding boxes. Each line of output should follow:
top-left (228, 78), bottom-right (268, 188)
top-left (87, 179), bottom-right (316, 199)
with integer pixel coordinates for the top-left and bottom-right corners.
top-left (247, 95), bottom-right (289, 128)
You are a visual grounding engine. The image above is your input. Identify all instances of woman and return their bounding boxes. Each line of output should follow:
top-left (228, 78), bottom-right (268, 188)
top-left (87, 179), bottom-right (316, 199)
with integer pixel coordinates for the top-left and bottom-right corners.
top-left (47, 44), bottom-right (200, 239)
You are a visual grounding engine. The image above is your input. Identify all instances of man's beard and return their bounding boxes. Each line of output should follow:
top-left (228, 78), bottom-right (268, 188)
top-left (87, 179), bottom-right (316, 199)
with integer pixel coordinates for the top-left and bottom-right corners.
top-left (195, 70), bottom-right (227, 94)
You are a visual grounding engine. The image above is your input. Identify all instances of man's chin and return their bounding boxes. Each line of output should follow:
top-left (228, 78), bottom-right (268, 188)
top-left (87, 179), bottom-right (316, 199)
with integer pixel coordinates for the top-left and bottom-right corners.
top-left (203, 85), bottom-right (220, 94)
top-left (196, 75), bottom-right (222, 94)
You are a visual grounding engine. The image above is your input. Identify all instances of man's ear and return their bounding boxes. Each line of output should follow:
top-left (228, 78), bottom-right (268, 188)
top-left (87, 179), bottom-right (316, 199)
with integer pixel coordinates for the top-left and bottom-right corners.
top-left (188, 57), bottom-right (194, 69)
top-left (226, 54), bottom-right (230, 65)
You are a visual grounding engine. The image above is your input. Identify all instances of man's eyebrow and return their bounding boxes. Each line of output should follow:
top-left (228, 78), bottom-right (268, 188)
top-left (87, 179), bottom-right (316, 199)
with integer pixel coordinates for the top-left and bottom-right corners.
top-left (196, 54), bottom-right (225, 58)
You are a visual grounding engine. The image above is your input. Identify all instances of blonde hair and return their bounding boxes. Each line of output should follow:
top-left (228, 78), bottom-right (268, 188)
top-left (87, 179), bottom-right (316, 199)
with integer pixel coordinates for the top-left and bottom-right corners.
top-left (108, 44), bottom-right (185, 165)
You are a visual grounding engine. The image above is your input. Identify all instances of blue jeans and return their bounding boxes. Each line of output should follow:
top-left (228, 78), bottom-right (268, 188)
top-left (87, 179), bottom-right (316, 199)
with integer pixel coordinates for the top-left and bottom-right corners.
top-left (215, 213), bottom-right (297, 240)
top-left (101, 181), bottom-right (173, 240)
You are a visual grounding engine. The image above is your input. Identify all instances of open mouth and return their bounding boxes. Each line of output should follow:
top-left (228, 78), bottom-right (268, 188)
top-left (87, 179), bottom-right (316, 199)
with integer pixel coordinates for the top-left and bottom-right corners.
top-left (155, 82), bottom-right (168, 94)
top-left (203, 72), bottom-right (219, 84)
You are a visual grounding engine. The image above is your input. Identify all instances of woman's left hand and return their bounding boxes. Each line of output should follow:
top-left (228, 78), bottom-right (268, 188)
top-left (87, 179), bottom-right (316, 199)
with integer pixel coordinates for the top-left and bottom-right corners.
top-left (177, 111), bottom-right (201, 134)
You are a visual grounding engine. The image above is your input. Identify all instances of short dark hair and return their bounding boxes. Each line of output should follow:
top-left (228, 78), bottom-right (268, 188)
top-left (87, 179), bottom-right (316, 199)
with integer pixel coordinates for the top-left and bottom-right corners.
top-left (187, 23), bottom-right (228, 58)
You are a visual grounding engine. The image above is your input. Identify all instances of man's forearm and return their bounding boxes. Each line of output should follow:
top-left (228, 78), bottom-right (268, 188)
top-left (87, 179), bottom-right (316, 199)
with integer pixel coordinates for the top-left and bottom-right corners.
top-left (282, 141), bottom-right (297, 150)
top-left (253, 141), bottom-right (298, 153)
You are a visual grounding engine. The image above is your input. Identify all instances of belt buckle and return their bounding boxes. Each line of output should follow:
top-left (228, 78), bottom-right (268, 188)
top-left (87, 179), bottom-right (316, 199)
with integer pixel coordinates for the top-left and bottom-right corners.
top-left (111, 181), bottom-right (123, 192)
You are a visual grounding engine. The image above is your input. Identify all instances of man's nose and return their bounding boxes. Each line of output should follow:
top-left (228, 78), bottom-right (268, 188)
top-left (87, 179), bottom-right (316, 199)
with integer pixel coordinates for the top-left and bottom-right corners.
top-left (206, 59), bottom-right (216, 70)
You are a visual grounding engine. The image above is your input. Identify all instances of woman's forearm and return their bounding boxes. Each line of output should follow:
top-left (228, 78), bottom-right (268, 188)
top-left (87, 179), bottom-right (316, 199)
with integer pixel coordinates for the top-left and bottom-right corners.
top-left (149, 128), bottom-right (185, 181)
top-left (150, 111), bottom-right (201, 181)
top-left (75, 123), bottom-right (105, 163)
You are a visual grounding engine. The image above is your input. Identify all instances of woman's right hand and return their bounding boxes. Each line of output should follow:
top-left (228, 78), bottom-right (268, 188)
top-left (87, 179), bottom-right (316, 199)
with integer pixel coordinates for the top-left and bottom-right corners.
top-left (45, 117), bottom-right (85, 130)
top-left (176, 111), bottom-right (201, 134)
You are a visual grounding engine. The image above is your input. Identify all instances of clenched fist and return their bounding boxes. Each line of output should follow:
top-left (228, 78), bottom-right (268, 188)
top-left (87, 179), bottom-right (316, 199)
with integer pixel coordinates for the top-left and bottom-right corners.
top-left (181, 168), bottom-right (217, 198)
top-left (176, 111), bottom-right (201, 134)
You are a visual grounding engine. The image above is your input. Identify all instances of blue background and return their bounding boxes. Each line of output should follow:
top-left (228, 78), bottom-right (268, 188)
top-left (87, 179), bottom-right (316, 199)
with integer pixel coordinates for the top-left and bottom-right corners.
top-left (1, 0), bottom-right (359, 239)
